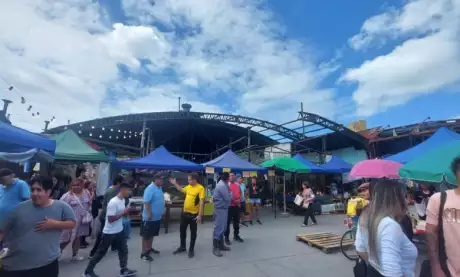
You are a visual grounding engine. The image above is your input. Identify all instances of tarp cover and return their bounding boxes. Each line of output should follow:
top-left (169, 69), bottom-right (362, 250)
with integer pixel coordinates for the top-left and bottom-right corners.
top-left (399, 140), bottom-right (460, 184)
top-left (294, 154), bottom-right (327, 173)
top-left (321, 156), bottom-right (352, 173)
top-left (202, 150), bottom-right (266, 172)
top-left (385, 127), bottom-right (460, 164)
top-left (113, 146), bottom-right (202, 171)
top-left (0, 121), bottom-right (56, 154)
top-left (261, 156), bottom-right (310, 173)
top-left (51, 130), bottom-right (108, 162)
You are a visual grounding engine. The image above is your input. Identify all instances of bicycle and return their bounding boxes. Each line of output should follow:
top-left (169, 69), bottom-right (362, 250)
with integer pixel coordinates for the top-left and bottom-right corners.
top-left (340, 218), bottom-right (358, 261)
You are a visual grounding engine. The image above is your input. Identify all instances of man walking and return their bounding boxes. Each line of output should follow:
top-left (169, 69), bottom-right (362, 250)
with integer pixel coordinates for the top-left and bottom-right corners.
top-left (89, 175), bottom-right (124, 258)
top-left (225, 173), bottom-right (244, 245)
top-left (0, 175), bottom-right (76, 277)
top-left (140, 174), bottom-right (165, 262)
top-left (83, 182), bottom-right (137, 277)
top-left (0, 168), bottom-right (30, 226)
top-left (170, 173), bottom-right (205, 258)
top-left (212, 172), bottom-right (231, 257)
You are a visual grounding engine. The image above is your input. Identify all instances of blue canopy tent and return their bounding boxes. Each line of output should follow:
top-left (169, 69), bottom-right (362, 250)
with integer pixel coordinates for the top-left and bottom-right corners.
top-left (202, 150), bottom-right (266, 172)
top-left (112, 146), bottom-right (202, 171)
top-left (0, 122), bottom-right (56, 162)
top-left (321, 156), bottom-right (352, 173)
top-left (293, 154), bottom-right (326, 173)
top-left (385, 127), bottom-right (460, 164)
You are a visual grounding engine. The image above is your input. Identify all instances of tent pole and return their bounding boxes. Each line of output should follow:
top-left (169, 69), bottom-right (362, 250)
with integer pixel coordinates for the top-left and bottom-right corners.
top-left (140, 119), bottom-right (146, 157)
top-left (273, 175), bottom-right (276, 218)
top-left (281, 174), bottom-right (289, 217)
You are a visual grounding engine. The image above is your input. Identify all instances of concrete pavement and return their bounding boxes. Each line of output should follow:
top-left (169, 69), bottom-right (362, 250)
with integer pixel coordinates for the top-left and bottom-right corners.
top-left (58, 212), bottom-right (368, 277)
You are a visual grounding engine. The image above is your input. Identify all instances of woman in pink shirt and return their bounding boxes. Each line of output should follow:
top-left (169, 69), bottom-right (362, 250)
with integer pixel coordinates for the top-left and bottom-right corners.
top-left (301, 182), bottom-right (317, 227)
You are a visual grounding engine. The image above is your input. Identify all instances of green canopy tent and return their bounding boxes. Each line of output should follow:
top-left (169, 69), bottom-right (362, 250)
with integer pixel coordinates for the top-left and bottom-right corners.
top-left (51, 130), bottom-right (108, 162)
top-left (261, 156), bottom-right (311, 216)
top-left (260, 156), bottom-right (310, 173)
top-left (399, 140), bottom-right (460, 185)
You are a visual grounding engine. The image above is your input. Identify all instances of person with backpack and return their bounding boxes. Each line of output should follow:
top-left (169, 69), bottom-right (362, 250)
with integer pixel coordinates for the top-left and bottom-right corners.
top-left (425, 157), bottom-right (460, 277)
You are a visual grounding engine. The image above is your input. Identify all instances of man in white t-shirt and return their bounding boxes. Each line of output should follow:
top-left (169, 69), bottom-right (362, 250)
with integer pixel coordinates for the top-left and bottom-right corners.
top-left (83, 183), bottom-right (137, 277)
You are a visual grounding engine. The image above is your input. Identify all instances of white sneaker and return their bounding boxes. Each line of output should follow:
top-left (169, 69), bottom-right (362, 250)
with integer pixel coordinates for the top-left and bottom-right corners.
top-left (0, 248), bottom-right (8, 259)
top-left (72, 255), bottom-right (85, 261)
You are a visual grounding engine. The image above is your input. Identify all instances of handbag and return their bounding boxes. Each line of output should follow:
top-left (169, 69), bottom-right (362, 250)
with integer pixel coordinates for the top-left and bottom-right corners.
top-left (353, 258), bottom-right (367, 277)
top-left (75, 193), bottom-right (93, 224)
top-left (419, 192), bottom-right (451, 277)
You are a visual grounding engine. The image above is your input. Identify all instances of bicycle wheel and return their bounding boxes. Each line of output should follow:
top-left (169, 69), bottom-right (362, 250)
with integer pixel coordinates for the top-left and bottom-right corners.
top-left (341, 230), bottom-right (358, 261)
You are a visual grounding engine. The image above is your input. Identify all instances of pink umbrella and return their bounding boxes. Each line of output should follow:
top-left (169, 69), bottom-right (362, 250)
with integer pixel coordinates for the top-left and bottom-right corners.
top-left (349, 159), bottom-right (402, 179)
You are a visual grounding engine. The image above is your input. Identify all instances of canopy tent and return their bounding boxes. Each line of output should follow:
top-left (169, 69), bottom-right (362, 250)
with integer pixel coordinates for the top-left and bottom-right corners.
top-left (113, 145), bottom-right (202, 171)
top-left (321, 155), bottom-right (353, 173)
top-left (51, 130), bottom-right (108, 162)
top-left (260, 156), bottom-right (310, 173)
top-left (0, 122), bottom-right (56, 162)
top-left (293, 154), bottom-right (327, 173)
top-left (385, 127), bottom-right (460, 164)
top-left (202, 150), bottom-right (266, 172)
top-left (399, 140), bottom-right (460, 184)
top-left (0, 122), bottom-right (56, 154)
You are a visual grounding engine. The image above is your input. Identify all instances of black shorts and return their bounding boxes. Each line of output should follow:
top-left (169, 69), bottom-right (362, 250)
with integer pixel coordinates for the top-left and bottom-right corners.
top-left (140, 220), bottom-right (161, 239)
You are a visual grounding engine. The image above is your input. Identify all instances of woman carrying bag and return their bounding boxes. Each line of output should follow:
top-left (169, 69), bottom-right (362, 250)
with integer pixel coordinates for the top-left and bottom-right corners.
top-left (354, 179), bottom-right (417, 277)
top-left (300, 182), bottom-right (317, 227)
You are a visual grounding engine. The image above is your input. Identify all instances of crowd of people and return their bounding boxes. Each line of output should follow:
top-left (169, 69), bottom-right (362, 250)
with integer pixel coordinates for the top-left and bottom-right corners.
top-left (0, 166), bottom-right (265, 277)
top-left (350, 157), bottom-right (460, 277)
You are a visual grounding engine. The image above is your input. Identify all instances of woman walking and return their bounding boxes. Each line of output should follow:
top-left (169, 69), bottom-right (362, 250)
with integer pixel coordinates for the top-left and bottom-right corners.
top-left (355, 179), bottom-right (417, 277)
top-left (60, 178), bottom-right (92, 261)
top-left (301, 182), bottom-right (317, 227)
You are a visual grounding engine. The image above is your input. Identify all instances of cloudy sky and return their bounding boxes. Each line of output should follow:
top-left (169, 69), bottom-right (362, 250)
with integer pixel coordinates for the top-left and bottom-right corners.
top-left (1, 0), bottom-right (459, 132)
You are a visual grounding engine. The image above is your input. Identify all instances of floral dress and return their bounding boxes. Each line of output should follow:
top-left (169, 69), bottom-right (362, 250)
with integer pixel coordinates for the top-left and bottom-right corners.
top-left (60, 190), bottom-right (91, 243)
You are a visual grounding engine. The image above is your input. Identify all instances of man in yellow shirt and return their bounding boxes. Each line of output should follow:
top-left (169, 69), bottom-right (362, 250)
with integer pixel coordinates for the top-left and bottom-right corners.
top-left (169, 173), bottom-right (205, 258)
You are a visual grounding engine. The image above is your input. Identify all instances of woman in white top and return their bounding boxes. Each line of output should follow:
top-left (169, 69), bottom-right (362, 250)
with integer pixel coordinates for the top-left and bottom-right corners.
top-left (355, 179), bottom-right (418, 277)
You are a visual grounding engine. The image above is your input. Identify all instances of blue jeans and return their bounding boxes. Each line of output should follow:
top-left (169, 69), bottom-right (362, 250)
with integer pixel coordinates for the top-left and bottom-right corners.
top-left (123, 217), bottom-right (131, 239)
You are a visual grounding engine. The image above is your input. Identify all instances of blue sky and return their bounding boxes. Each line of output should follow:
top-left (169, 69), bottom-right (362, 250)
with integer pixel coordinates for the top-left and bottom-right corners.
top-left (0, 0), bottom-right (459, 133)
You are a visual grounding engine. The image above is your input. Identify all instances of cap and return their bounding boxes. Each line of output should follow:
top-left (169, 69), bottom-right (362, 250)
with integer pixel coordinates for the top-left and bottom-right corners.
top-left (0, 168), bottom-right (14, 178)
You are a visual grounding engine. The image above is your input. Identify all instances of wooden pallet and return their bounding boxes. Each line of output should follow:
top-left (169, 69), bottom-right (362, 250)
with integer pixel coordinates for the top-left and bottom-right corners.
top-left (296, 232), bottom-right (354, 254)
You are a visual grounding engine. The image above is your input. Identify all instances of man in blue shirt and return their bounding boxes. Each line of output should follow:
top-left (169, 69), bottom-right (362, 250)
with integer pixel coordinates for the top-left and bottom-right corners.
top-left (0, 168), bottom-right (30, 226)
top-left (140, 174), bottom-right (165, 262)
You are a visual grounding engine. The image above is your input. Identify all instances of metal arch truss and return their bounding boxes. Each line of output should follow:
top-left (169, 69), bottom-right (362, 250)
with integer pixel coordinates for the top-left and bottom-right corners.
top-left (298, 112), bottom-right (367, 145)
top-left (55, 111), bottom-right (305, 141)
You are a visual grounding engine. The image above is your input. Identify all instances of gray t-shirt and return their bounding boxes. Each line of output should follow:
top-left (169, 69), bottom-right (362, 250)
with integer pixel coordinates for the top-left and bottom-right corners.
top-left (0, 200), bottom-right (76, 270)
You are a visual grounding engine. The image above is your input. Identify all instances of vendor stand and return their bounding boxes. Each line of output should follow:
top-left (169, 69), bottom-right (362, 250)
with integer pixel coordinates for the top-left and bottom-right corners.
top-left (112, 146), bottom-right (203, 233)
top-left (202, 149), bottom-right (267, 217)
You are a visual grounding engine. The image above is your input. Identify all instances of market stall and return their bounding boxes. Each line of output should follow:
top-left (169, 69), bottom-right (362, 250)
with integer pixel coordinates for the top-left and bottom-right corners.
top-left (261, 156), bottom-right (310, 216)
top-left (113, 146), bottom-right (203, 233)
top-left (321, 156), bottom-right (352, 173)
top-left (51, 130), bottom-right (108, 162)
top-left (202, 150), bottom-right (267, 215)
top-left (0, 121), bottom-right (56, 163)
top-left (385, 127), bottom-right (460, 164)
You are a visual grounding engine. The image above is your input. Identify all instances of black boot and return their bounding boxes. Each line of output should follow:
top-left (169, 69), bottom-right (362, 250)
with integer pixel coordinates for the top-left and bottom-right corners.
top-left (212, 239), bottom-right (222, 257)
top-left (234, 235), bottom-right (244, 243)
top-left (224, 237), bottom-right (232, 245)
top-left (219, 236), bottom-right (231, 251)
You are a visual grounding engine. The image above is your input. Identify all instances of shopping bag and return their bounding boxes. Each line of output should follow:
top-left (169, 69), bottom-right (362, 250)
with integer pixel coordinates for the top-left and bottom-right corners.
top-left (294, 194), bottom-right (303, 206)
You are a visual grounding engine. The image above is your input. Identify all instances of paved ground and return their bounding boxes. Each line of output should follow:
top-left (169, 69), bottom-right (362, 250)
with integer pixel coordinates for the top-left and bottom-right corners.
top-left (60, 210), bottom-right (425, 277)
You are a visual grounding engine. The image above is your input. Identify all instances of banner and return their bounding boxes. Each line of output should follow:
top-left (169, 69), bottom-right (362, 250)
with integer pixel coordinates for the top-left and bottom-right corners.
top-left (249, 172), bottom-right (257, 177)
top-left (223, 168), bottom-right (231, 172)
top-left (268, 170), bottom-right (275, 177)
top-left (242, 171), bottom-right (250, 177)
top-left (205, 167), bottom-right (215, 174)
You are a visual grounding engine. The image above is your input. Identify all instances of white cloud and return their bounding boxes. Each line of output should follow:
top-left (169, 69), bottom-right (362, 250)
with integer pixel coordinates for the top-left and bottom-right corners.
top-left (343, 0), bottom-right (460, 117)
top-left (1, 0), bottom-right (338, 134)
